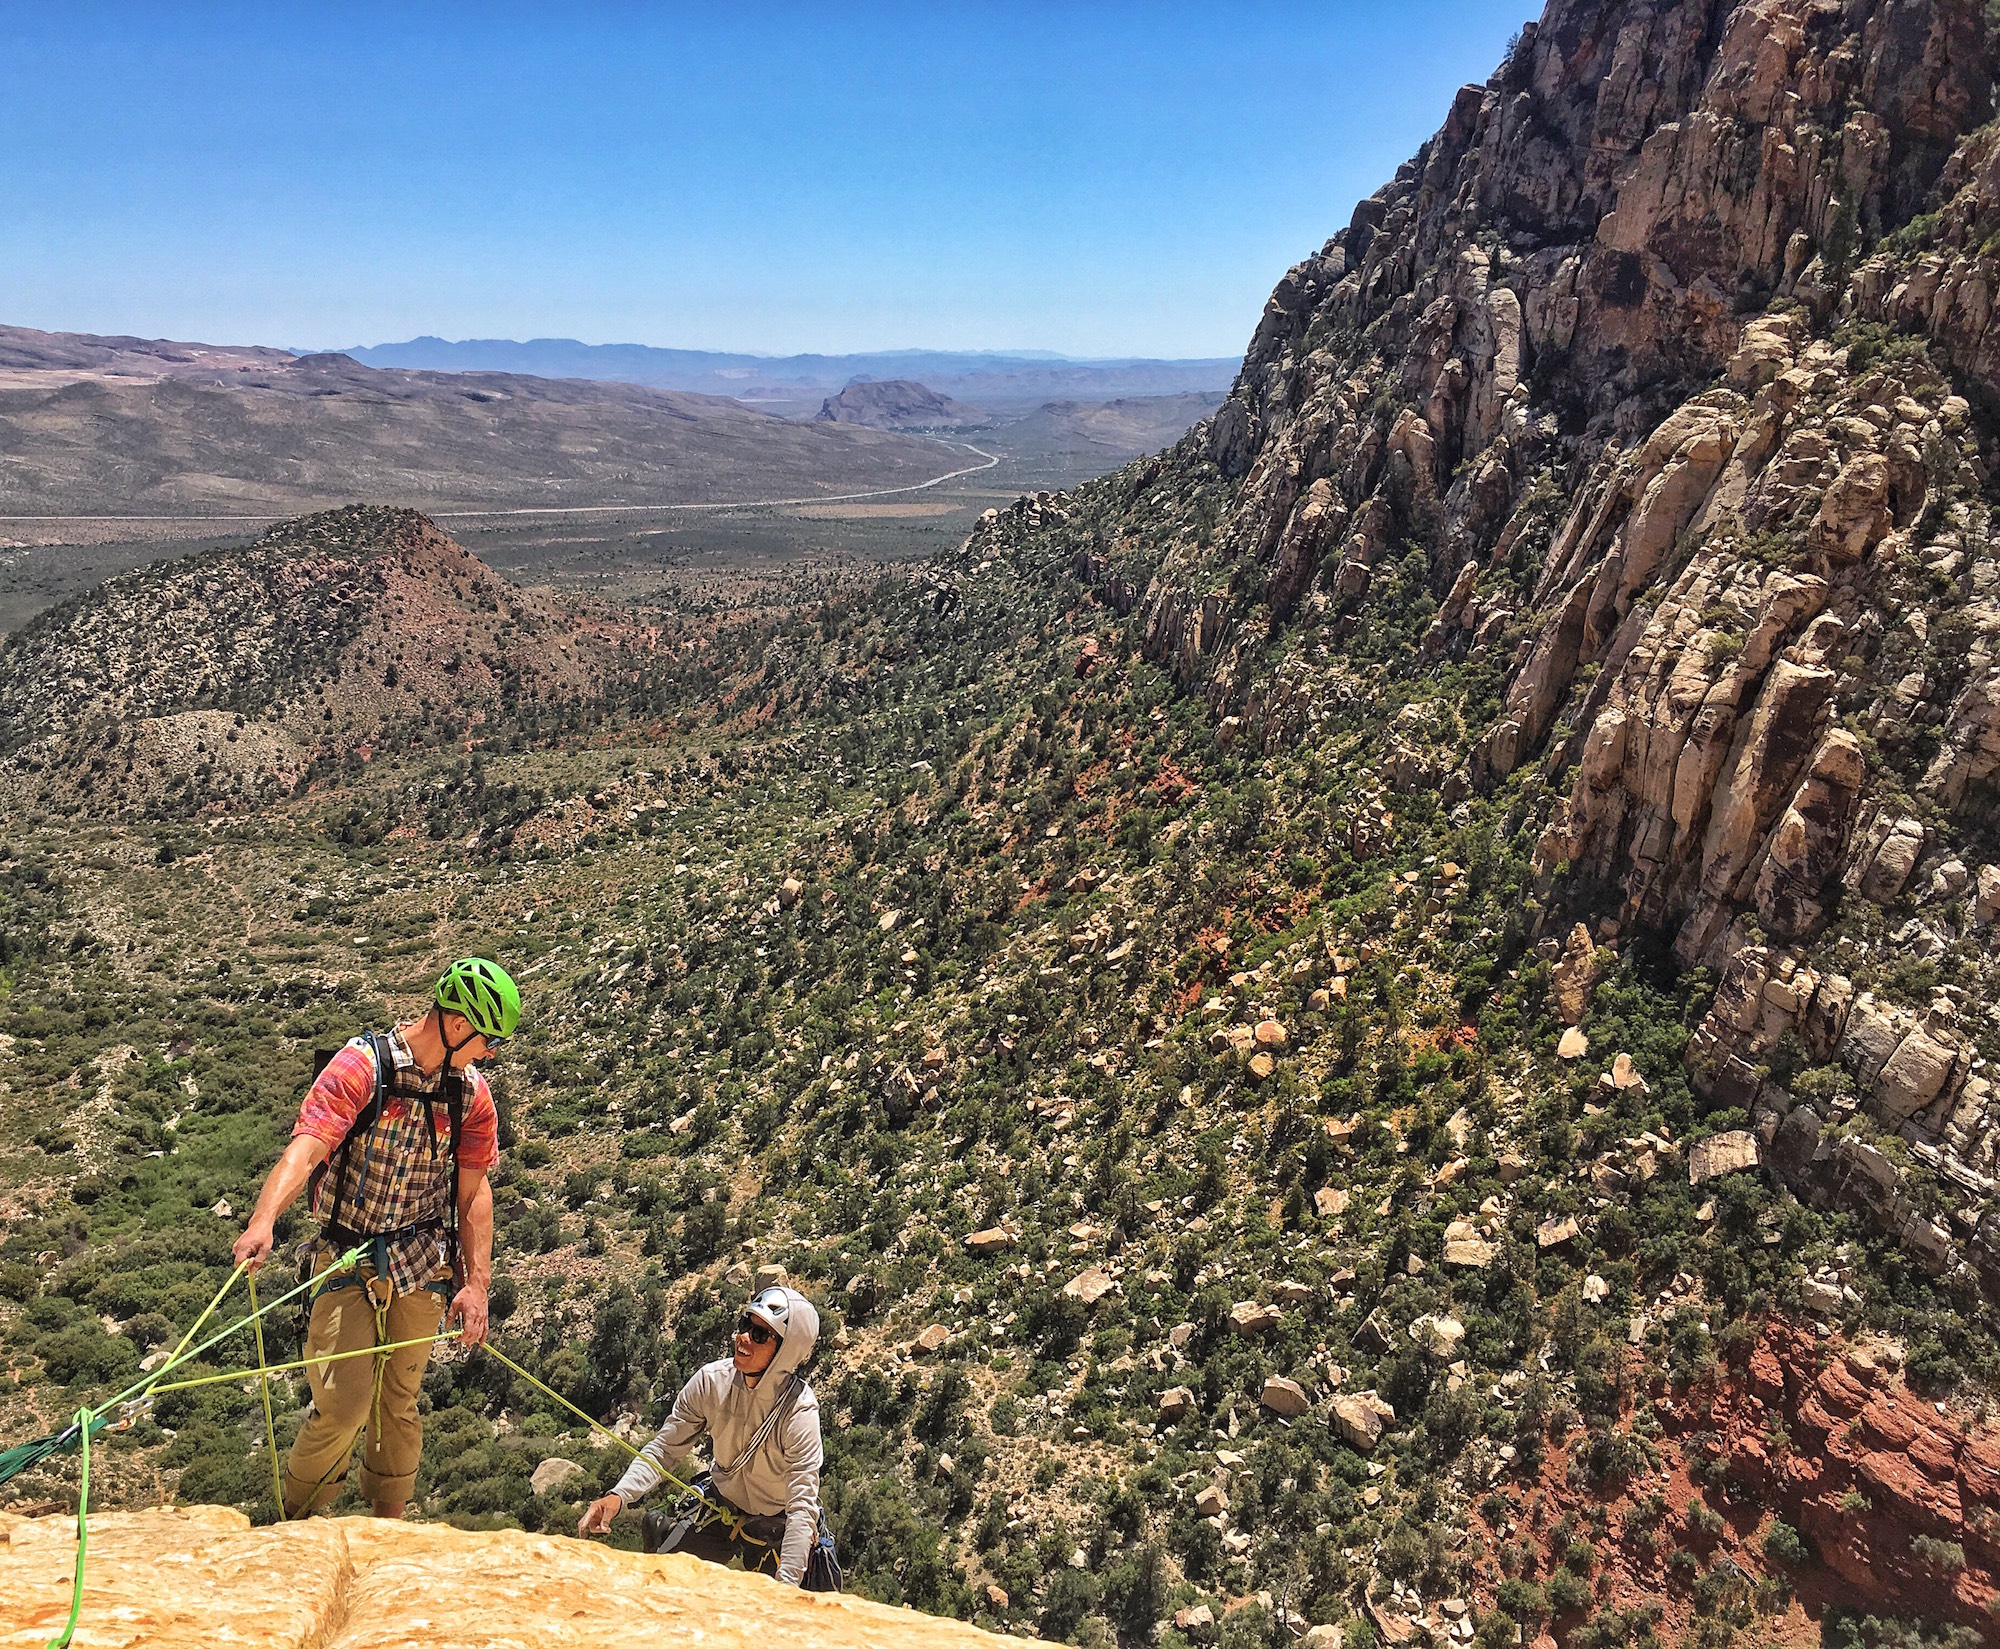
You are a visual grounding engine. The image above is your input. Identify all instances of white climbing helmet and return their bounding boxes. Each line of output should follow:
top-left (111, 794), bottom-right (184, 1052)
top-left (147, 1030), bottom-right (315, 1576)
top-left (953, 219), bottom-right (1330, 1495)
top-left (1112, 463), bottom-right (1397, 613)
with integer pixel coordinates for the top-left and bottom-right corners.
top-left (744, 1286), bottom-right (793, 1341)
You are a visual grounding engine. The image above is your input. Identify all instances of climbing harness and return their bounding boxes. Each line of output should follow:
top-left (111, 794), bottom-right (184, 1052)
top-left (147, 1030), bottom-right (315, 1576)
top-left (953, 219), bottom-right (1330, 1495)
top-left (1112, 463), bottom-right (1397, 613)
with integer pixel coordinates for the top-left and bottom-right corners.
top-left (0, 1255), bottom-right (726, 1646)
top-left (642, 1472), bottom-right (764, 1558)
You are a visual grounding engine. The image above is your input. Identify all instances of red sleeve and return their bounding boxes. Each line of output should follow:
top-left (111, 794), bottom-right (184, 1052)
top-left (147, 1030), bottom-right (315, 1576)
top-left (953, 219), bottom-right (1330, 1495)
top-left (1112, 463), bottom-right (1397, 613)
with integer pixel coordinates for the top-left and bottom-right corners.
top-left (294, 1042), bottom-right (375, 1145)
top-left (457, 1070), bottom-right (500, 1174)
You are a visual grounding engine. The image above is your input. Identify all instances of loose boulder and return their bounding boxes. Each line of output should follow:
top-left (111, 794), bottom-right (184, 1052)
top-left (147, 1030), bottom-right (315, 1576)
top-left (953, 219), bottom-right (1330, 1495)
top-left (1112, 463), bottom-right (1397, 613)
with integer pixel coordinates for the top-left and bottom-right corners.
top-left (1689, 1130), bottom-right (1761, 1183)
top-left (1332, 1391), bottom-right (1395, 1451)
top-left (1857, 818), bottom-right (1926, 905)
top-left (1442, 1222), bottom-right (1497, 1269)
top-left (1260, 1376), bottom-right (1311, 1418)
top-left (1550, 924), bottom-right (1603, 1024)
top-left (1874, 1028), bottom-right (1960, 1121)
top-left (530, 1458), bottom-right (582, 1497)
top-left (1409, 1315), bottom-right (1465, 1356)
top-left (1536, 1214), bottom-right (1581, 1248)
top-left (1062, 1268), bottom-right (1116, 1307)
top-left (1229, 1301), bottom-right (1283, 1335)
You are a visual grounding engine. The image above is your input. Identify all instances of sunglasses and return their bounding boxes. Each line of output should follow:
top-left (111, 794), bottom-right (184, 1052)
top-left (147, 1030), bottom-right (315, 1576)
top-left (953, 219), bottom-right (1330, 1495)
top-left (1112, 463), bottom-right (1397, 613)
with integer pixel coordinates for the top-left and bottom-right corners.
top-left (476, 1034), bottom-right (509, 1056)
top-left (734, 1314), bottom-right (779, 1346)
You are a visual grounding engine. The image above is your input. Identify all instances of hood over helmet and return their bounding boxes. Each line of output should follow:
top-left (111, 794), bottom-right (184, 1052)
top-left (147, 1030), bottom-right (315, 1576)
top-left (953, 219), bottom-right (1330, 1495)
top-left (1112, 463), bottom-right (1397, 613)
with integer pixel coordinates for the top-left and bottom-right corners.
top-left (744, 1285), bottom-right (820, 1385)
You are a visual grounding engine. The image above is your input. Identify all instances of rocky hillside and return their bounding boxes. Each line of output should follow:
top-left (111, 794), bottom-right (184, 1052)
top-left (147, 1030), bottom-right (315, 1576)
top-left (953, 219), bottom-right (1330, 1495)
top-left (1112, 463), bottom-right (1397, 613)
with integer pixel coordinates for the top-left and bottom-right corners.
top-left (0, 506), bottom-right (655, 812)
top-left (0, 323), bottom-right (292, 383)
top-left (10, 4), bottom-right (2000, 1649)
top-left (1005, 0), bottom-right (2000, 1328)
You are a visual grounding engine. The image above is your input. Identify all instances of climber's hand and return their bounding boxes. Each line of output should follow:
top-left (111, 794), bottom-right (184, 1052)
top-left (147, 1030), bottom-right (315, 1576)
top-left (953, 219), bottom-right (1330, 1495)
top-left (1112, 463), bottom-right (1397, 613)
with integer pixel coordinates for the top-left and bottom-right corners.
top-left (579, 1493), bottom-right (622, 1536)
top-left (448, 1282), bottom-right (488, 1346)
top-left (233, 1219), bottom-right (275, 1274)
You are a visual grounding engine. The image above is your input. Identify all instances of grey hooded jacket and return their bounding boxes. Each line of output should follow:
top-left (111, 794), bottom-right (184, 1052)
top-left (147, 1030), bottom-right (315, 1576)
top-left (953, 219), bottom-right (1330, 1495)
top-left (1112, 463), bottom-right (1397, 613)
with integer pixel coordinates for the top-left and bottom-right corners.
top-left (611, 1288), bottom-right (824, 1585)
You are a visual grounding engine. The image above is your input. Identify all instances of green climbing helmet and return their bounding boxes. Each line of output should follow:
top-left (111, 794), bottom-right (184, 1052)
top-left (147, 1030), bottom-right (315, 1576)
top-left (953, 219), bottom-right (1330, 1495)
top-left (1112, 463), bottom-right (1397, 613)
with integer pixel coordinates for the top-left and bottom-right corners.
top-left (435, 957), bottom-right (521, 1041)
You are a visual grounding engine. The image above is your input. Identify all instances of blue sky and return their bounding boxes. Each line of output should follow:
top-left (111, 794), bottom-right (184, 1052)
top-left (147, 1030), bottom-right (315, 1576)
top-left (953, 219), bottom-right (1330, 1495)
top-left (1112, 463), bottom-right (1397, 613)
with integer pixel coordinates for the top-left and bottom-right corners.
top-left (2, 3), bottom-right (1533, 359)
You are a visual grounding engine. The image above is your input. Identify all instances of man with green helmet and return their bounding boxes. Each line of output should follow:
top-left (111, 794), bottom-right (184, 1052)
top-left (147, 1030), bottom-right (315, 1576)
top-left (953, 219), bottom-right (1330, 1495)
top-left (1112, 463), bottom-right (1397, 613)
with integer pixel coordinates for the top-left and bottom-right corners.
top-left (233, 957), bottom-right (521, 1518)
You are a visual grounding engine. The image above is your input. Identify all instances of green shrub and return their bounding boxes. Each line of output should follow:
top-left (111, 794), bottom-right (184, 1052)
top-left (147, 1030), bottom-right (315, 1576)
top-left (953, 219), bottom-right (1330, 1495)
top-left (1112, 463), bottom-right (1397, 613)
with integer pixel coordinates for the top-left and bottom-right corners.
top-left (1544, 1567), bottom-right (1590, 1615)
top-left (1762, 1519), bottom-right (1810, 1567)
top-left (1906, 1338), bottom-right (1961, 1394)
top-left (1821, 1609), bottom-right (1983, 1649)
top-left (1910, 1535), bottom-right (1965, 1570)
top-left (1039, 1567), bottom-right (1103, 1642)
top-left (37, 1325), bottom-right (137, 1387)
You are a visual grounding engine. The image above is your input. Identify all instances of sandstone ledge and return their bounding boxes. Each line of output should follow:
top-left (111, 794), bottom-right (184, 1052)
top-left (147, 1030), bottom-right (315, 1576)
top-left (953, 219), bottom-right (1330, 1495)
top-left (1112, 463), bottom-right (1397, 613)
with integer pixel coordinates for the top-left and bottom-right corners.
top-left (0, 1507), bottom-right (1007, 1649)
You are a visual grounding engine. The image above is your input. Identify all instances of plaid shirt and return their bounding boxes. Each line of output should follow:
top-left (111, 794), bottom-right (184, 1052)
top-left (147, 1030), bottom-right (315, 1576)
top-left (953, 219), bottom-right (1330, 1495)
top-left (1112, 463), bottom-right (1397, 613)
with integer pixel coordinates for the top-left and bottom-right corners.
top-left (294, 1031), bottom-right (499, 1297)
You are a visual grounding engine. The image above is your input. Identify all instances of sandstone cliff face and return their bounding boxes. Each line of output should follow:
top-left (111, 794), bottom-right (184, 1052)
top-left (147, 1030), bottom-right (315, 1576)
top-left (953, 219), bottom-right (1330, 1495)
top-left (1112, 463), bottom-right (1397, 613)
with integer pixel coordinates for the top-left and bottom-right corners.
top-left (967, 0), bottom-right (2000, 1295)
top-left (1727, 1321), bottom-right (2000, 1617)
top-left (1464, 1320), bottom-right (2000, 1638)
top-left (0, 1507), bottom-right (1005, 1649)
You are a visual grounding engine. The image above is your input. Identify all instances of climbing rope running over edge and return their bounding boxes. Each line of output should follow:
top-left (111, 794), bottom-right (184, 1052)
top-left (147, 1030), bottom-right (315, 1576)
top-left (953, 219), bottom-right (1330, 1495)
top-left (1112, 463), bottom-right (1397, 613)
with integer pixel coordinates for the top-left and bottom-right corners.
top-left (46, 1409), bottom-right (89, 1649)
top-left (248, 1273), bottom-right (283, 1520)
top-left (474, 1342), bottom-right (720, 1526)
top-left (0, 1250), bottom-right (365, 1649)
top-left (10, 1251), bottom-right (716, 1646)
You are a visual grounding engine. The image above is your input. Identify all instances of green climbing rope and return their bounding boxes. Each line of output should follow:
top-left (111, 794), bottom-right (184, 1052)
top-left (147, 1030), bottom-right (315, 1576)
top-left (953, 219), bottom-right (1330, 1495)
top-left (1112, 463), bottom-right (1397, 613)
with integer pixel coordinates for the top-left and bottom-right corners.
top-left (248, 1273), bottom-right (284, 1520)
top-left (0, 1250), bottom-right (364, 1495)
top-left (143, 1330), bottom-right (459, 1397)
top-left (46, 1407), bottom-right (89, 1649)
top-left (164, 1260), bottom-right (248, 1371)
top-left (476, 1341), bottom-right (718, 1523)
top-left (0, 1414), bottom-right (111, 1492)
top-left (2, 1248), bottom-right (366, 1645)
top-left (93, 1246), bottom-right (366, 1426)
top-left (7, 1249), bottom-right (720, 1642)
top-left (476, 1342), bottom-right (638, 1460)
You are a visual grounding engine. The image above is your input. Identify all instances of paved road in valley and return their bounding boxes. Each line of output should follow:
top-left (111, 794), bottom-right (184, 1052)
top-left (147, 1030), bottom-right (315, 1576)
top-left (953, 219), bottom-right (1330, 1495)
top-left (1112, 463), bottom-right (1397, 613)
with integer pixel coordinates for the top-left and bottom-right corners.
top-left (0, 441), bottom-right (1002, 524)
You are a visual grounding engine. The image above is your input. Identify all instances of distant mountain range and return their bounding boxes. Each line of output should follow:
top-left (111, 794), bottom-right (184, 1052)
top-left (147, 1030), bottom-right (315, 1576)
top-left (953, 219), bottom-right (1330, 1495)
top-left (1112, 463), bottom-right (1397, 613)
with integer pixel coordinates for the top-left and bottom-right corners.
top-left (815, 379), bottom-right (985, 429)
top-left (0, 323), bottom-right (958, 519)
top-left (341, 337), bottom-right (1237, 414)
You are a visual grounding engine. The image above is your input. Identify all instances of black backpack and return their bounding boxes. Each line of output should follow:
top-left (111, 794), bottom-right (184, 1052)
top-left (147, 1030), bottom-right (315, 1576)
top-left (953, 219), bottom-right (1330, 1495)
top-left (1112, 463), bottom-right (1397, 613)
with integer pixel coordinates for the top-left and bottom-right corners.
top-left (307, 1033), bottom-right (467, 1277)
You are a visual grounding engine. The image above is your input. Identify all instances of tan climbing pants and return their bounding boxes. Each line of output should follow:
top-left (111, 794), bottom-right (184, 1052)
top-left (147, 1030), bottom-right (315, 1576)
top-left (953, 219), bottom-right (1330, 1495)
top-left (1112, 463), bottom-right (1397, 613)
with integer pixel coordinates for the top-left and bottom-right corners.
top-left (281, 1257), bottom-right (445, 1512)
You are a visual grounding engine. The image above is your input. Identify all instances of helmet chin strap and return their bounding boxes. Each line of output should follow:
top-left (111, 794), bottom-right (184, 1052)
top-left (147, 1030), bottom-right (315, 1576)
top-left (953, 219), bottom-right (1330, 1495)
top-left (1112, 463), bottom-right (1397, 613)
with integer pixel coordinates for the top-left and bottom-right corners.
top-left (436, 1004), bottom-right (482, 1069)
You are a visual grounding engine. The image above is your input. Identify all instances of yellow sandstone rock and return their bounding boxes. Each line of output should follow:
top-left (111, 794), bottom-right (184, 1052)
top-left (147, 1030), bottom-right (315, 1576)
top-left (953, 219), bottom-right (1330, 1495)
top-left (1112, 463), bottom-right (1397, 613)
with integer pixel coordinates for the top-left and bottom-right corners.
top-left (0, 1508), bottom-right (1010, 1649)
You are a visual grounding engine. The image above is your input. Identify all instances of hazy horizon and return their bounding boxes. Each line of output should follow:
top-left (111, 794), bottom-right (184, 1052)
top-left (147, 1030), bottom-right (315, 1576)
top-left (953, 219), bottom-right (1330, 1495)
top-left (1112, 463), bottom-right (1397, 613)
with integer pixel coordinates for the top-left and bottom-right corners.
top-left (330, 336), bottom-right (1237, 365)
top-left (1, 2), bottom-right (1532, 360)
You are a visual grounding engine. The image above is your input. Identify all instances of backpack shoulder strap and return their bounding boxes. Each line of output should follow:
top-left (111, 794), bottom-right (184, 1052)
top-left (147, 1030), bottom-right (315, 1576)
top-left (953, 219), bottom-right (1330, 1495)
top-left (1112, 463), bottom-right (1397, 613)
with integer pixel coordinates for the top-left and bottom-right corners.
top-left (443, 1067), bottom-right (467, 1281)
top-left (308, 1034), bottom-right (392, 1228)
